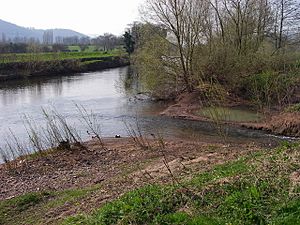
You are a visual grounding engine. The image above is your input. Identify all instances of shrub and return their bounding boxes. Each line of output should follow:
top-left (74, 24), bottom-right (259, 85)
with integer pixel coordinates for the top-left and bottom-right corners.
top-left (285, 103), bottom-right (300, 113)
top-left (242, 71), bottom-right (298, 108)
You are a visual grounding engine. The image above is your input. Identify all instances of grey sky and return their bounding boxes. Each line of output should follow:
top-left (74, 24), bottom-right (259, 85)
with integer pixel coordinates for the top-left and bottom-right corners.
top-left (0, 0), bottom-right (143, 36)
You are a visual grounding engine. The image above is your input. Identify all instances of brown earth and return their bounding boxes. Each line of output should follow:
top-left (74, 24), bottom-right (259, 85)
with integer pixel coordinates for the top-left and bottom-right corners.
top-left (161, 91), bottom-right (255, 122)
top-left (160, 91), bottom-right (203, 120)
top-left (0, 137), bottom-right (260, 223)
top-left (161, 91), bottom-right (300, 137)
top-left (242, 112), bottom-right (300, 137)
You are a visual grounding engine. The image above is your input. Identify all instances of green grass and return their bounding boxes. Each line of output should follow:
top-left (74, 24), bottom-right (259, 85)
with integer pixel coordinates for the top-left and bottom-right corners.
top-left (67, 45), bottom-right (100, 53)
top-left (0, 186), bottom-right (100, 225)
top-left (2, 143), bottom-right (299, 225)
top-left (0, 191), bottom-right (52, 225)
top-left (0, 51), bottom-right (118, 64)
top-left (86, 46), bottom-right (99, 52)
top-left (63, 143), bottom-right (300, 225)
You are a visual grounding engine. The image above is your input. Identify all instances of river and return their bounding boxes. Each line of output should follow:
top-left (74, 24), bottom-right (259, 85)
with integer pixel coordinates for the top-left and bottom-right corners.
top-left (0, 66), bottom-right (281, 157)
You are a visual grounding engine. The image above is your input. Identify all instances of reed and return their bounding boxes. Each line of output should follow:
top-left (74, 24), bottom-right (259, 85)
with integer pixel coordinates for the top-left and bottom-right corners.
top-left (0, 106), bottom-right (94, 168)
top-left (75, 103), bottom-right (106, 150)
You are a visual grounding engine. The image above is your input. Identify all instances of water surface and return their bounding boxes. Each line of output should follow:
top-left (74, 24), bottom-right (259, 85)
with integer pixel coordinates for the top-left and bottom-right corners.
top-left (196, 107), bottom-right (263, 122)
top-left (0, 67), bottom-right (282, 155)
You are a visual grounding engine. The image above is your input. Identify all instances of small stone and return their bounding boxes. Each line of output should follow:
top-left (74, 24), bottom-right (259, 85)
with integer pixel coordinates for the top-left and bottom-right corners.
top-left (94, 178), bottom-right (105, 184)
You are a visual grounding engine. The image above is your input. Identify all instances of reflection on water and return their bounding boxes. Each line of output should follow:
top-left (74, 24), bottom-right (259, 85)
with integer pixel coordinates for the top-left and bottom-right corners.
top-left (0, 77), bottom-right (65, 106)
top-left (0, 67), bottom-right (167, 148)
top-left (196, 107), bottom-right (263, 123)
top-left (0, 66), bottom-right (280, 155)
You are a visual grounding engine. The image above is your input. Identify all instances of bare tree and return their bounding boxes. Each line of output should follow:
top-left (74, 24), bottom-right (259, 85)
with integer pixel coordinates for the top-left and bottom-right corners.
top-left (143, 0), bottom-right (211, 92)
top-left (272, 0), bottom-right (300, 50)
top-left (210, 0), bottom-right (272, 54)
top-left (137, 0), bottom-right (300, 101)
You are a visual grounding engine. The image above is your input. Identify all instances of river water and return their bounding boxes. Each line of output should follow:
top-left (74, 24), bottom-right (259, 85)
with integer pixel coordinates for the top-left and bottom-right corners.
top-left (0, 67), bottom-right (281, 154)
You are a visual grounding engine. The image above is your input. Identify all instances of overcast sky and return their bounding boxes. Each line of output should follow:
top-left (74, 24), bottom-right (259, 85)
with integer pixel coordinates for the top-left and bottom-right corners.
top-left (0, 0), bottom-right (144, 36)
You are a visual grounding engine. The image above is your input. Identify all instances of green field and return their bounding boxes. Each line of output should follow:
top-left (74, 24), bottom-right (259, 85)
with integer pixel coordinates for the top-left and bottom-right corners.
top-left (0, 51), bottom-right (119, 64)
top-left (67, 45), bottom-right (99, 52)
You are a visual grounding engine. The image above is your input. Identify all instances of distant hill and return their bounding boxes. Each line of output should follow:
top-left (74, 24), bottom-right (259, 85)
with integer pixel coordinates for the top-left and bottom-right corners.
top-left (0, 19), bottom-right (87, 42)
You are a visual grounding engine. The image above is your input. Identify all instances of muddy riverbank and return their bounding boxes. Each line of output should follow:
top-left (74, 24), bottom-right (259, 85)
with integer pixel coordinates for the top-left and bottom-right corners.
top-left (161, 91), bottom-right (300, 138)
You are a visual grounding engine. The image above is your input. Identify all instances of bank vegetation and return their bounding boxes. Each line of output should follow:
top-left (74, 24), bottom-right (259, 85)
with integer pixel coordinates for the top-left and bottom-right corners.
top-left (128, 0), bottom-right (300, 110)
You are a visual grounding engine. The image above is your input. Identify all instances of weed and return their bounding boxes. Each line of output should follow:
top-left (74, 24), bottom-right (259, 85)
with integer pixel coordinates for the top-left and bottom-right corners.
top-left (62, 144), bottom-right (300, 225)
top-left (244, 71), bottom-right (297, 109)
top-left (75, 103), bottom-right (106, 150)
top-left (124, 117), bottom-right (151, 150)
top-left (197, 79), bottom-right (229, 143)
top-left (285, 103), bottom-right (300, 113)
top-left (0, 106), bottom-right (87, 170)
top-left (0, 186), bottom-right (98, 225)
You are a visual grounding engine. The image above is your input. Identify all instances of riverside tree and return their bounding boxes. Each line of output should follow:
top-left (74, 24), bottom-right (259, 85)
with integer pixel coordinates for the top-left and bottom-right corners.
top-left (142, 0), bottom-right (211, 92)
top-left (271, 0), bottom-right (300, 50)
top-left (135, 0), bottom-right (300, 104)
top-left (123, 31), bottom-right (135, 55)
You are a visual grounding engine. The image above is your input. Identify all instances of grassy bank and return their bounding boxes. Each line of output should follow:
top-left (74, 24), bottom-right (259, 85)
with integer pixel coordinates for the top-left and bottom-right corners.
top-left (64, 142), bottom-right (300, 225)
top-left (0, 186), bottom-right (100, 225)
top-left (0, 51), bottom-right (118, 64)
top-left (0, 139), bottom-right (299, 225)
top-left (0, 51), bottom-right (129, 80)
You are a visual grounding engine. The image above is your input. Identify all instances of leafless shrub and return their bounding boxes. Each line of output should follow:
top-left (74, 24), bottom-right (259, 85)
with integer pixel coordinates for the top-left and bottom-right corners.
top-left (197, 79), bottom-right (229, 143)
top-left (0, 106), bottom-right (89, 167)
top-left (124, 117), bottom-right (151, 150)
top-left (0, 147), bottom-right (10, 164)
top-left (75, 103), bottom-right (106, 150)
top-left (0, 129), bottom-right (30, 170)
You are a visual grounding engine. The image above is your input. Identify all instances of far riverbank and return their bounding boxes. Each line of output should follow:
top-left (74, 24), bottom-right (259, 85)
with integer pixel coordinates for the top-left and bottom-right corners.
top-left (0, 52), bottom-right (129, 81)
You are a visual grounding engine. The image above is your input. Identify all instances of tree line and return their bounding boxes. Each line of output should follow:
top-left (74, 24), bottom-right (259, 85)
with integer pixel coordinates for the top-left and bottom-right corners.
top-left (126, 0), bottom-right (300, 107)
top-left (0, 33), bottom-right (124, 54)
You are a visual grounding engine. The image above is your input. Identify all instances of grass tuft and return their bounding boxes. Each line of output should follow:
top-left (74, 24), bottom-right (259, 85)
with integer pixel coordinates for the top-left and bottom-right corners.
top-left (62, 143), bottom-right (300, 225)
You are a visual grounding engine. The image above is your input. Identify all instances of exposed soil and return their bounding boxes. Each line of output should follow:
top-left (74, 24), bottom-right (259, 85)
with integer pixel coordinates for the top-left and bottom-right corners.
top-left (160, 91), bottom-right (203, 120)
top-left (161, 91), bottom-right (300, 138)
top-left (242, 112), bottom-right (300, 137)
top-left (161, 91), bottom-right (256, 121)
top-left (0, 137), bottom-right (261, 223)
